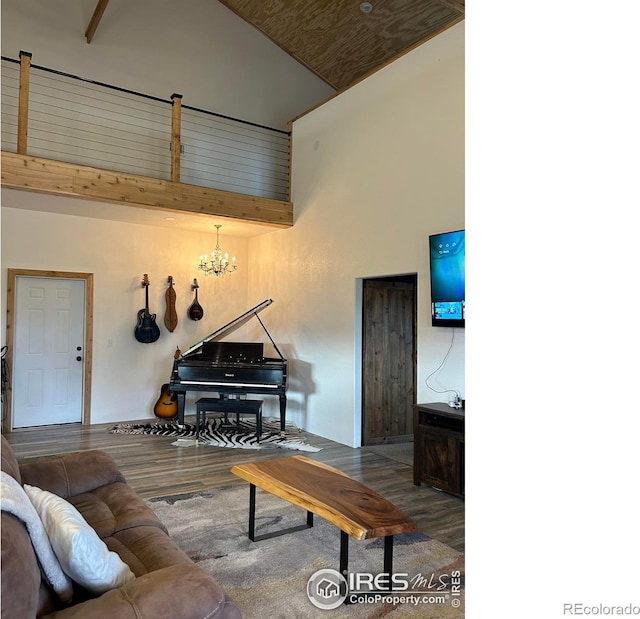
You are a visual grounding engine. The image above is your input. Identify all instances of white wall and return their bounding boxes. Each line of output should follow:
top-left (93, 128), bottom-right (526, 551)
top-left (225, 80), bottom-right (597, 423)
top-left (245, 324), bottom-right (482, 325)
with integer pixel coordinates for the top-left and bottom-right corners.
top-left (247, 23), bottom-right (465, 446)
top-left (0, 0), bottom-right (335, 130)
top-left (1, 195), bottom-right (251, 424)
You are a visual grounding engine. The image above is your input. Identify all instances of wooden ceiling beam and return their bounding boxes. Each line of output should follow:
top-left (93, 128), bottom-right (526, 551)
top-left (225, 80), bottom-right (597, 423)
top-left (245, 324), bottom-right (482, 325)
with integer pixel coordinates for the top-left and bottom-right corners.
top-left (85, 0), bottom-right (110, 44)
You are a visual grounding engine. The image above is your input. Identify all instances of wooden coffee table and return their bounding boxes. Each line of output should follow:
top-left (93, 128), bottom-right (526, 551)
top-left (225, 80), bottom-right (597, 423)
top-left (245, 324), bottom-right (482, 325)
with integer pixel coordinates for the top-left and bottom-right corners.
top-left (230, 455), bottom-right (417, 577)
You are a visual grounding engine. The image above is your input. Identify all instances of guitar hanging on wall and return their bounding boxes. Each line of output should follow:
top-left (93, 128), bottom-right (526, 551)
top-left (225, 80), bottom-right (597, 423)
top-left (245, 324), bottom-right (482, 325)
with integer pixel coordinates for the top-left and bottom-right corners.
top-left (134, 274), bottom-right (161, 343)
top-left (164, 275), bottom-right (178, 332)
top-left (188, 278), bottom-right (204, 321)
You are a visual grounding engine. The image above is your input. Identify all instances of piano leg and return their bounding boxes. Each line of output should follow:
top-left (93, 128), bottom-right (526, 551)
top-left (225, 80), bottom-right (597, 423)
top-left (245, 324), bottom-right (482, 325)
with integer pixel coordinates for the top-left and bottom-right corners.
top-left (176, 391), bottom-right (186, 427)
top-left (279, 394), bottom-right (286, 434)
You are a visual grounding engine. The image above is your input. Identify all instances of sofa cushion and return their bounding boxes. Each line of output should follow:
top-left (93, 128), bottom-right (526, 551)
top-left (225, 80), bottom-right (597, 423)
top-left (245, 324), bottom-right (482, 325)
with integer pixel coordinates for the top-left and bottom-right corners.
top-left (67, 482), bottom-right (167, 538)
top-left (103, 525), bottom-right (194, 576)
top-left (24, 484), bottom-right (135, 595)
top-left (20, 449), bottom-right (126, 499)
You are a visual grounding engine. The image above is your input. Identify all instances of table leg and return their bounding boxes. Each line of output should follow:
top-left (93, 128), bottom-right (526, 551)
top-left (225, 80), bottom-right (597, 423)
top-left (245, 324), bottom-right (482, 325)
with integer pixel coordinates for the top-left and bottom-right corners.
top-left (340, 530), bottom-right (349, 576)
top-left (247, 484), bottom-right (313, 542)
top-left (249, 483), bottom-right (257, 541)
top-left (383, 535), bottom-right (393, 589)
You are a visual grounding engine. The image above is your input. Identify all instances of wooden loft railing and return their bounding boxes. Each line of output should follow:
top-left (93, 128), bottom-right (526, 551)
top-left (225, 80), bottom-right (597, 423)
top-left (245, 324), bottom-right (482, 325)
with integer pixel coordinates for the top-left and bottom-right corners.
top-left (0, 152), bottom-right (292, 226)
top-left (1, 52), bottom-right (293, 228)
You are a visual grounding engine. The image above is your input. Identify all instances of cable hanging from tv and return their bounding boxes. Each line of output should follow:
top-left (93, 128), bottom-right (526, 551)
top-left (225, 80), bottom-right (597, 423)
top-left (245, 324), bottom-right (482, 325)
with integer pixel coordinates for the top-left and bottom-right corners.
top-left (424, 328), bottom-right (462, 408)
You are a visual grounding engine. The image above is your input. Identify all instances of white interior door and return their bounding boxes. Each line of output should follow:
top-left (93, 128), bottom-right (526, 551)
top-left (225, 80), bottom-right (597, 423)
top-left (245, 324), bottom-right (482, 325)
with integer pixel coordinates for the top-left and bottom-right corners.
top-left (12, 276), bottom-right (86, 428)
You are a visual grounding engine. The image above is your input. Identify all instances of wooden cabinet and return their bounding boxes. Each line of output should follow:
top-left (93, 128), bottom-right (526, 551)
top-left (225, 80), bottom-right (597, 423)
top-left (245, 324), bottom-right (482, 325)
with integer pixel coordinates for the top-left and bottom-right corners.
top-left (414, 403), bottom-right (464, 497)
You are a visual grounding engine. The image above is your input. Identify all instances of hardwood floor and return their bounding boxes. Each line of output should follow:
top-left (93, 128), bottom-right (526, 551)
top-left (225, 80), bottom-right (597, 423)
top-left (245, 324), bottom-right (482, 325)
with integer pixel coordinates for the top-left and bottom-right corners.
top-left (2, 419), bottom-right (465, 552)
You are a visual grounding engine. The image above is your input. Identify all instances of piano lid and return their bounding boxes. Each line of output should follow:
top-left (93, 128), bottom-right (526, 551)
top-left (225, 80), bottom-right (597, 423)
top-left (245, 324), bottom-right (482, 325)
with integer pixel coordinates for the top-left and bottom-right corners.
top-left (180, 299), bottom-right (284, 360)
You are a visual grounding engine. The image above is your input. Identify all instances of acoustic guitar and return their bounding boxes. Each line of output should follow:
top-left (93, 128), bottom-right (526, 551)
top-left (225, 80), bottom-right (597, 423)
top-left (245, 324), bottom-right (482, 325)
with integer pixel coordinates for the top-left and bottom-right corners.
top-left (164, 276), bottom-right (178, 332)
top-left (134, 274), bottom-right (161, 343)
top-left (153, 383), bottom-right (178, 419)
top-left (188, 278), bottom-right (204, 321)
top-left (153, 348), bottom-right (181, 419)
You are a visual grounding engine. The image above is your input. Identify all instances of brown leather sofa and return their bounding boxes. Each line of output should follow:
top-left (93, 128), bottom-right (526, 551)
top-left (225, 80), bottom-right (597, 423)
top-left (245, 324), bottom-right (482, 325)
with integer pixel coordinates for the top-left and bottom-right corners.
top-left (1, 435), bottom-right (241, 618)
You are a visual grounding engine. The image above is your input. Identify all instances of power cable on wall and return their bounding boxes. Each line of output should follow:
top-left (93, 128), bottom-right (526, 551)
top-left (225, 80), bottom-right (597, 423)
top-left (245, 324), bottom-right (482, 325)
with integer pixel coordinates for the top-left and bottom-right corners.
top-left (424, 329), bottom-right (462, 407)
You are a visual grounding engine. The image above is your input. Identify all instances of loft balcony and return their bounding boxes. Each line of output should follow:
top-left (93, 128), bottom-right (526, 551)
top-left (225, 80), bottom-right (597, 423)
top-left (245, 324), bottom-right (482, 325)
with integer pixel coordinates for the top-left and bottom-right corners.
top-left (1, 52), bottom-right (293, 228)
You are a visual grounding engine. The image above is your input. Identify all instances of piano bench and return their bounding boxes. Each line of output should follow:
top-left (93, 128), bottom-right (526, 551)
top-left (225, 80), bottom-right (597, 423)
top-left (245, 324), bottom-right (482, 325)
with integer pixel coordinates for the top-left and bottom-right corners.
top-left (195, 397), bottom-right (264, 441)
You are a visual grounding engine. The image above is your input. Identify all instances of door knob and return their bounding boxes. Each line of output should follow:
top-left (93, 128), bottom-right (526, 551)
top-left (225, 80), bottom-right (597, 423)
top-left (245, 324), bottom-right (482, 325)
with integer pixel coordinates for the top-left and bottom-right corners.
top-left (76, 356), bottom-right (82, 362)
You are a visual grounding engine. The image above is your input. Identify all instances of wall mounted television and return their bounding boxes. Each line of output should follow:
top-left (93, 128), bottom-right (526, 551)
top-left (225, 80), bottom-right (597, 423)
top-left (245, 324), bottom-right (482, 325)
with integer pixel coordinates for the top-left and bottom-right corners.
top-left (429, 229), bottom-right (465, 328)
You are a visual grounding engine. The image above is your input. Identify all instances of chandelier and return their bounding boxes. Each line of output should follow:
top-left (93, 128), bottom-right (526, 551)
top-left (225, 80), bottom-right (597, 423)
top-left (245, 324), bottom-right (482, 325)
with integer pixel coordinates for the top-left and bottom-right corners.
top-left (198, 225), bottom-right (238, 277)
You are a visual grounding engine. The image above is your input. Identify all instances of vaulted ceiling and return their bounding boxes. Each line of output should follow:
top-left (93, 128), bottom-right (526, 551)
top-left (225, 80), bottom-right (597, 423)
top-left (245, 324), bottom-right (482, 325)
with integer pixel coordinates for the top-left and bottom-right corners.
top-left (217, 0), bottom-right (465, 90)
top-left (86, 0), bottom-right (464, 92)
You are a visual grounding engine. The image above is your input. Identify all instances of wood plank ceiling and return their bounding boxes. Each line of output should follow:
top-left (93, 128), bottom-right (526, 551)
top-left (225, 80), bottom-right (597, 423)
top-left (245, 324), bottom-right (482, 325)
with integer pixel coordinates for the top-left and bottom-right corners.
top-left (216, 0), bottom-right (465, 90)
top-left (86, 0), bottom-right (464, 91)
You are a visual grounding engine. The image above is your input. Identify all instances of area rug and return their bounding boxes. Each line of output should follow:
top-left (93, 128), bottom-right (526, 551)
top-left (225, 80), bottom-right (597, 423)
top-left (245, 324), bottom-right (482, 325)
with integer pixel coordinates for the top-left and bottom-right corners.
top-left (109, 417), bottom-right (321, 452)
top-left (147, 486), bottom-right (465, 619)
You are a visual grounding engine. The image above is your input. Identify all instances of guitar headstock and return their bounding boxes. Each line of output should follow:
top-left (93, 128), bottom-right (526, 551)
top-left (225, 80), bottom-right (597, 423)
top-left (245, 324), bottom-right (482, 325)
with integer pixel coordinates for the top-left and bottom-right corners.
top-left (192, 278), bottom-right (199, 290)
top-left (167, 275), bottom-right (174, 286)
top-left (142, 274), bottom-right (150, 287)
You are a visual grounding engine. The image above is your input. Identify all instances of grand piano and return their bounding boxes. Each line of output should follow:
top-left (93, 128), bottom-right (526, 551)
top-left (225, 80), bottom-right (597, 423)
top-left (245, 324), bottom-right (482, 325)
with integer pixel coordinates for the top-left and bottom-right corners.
top-left (169, 299), bottom-right (287, 430)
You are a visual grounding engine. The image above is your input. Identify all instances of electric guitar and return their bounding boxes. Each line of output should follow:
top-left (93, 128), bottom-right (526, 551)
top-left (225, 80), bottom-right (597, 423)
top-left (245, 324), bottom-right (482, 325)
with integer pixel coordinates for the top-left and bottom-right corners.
top-left (134, 274), bottom-right (161, 343)
top-left (188, 278), bottom-right (204, 321)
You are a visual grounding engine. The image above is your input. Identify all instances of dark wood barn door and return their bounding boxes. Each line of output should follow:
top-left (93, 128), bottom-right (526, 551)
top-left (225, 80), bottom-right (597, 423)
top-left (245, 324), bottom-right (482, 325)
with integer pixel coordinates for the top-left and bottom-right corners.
top-left (362, 276), bottom-right (416, 445)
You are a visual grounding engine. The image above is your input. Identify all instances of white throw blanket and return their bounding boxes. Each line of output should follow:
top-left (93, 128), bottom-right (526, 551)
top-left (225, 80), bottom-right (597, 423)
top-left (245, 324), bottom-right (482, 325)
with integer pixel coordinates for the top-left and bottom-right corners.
top-left (1, 471), bottom-right (73, 602)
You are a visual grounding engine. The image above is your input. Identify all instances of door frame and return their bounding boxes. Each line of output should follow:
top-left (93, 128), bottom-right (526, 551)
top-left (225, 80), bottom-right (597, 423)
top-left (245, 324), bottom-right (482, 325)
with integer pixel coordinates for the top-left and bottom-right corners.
top-left (4, 269), bottom-right (94, 431)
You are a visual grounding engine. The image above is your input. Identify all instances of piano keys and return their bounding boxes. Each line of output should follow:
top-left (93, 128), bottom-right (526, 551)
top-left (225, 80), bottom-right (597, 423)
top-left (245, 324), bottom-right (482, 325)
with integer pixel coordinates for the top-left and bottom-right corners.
top-left (168, 299), bottom-right (288, 430)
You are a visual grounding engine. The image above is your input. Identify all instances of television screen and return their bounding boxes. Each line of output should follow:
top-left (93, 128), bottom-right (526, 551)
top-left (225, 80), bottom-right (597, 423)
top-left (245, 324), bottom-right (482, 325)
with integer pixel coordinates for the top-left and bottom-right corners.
top-left (429, 229), bottom-right (465, 328)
